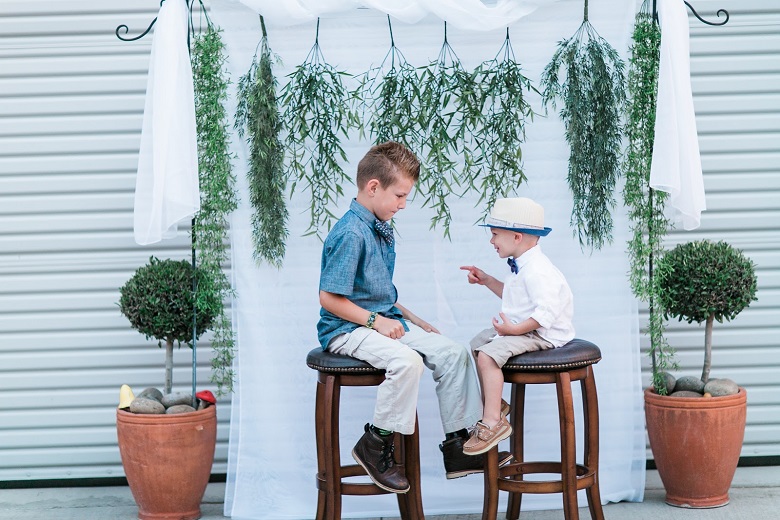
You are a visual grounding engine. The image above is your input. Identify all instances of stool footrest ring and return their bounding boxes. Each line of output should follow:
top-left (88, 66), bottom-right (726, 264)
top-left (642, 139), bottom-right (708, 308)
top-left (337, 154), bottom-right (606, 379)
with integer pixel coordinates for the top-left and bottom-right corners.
top-left (497, 461), bottom-right (596, 494)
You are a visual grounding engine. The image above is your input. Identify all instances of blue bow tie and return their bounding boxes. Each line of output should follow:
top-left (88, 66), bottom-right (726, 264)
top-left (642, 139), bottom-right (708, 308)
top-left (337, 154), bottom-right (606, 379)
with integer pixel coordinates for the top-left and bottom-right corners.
top-left (507, 257), bottom-right (518, 274)
top-left (374, 219), bottom-right (394, 245)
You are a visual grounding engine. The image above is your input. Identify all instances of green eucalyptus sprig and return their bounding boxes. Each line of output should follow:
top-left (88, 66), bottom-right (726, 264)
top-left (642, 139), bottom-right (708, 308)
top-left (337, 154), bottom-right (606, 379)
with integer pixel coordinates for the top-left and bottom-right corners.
top-left (417, 22), bottom-right (478, 237)
top-left (279, 18), bottom-right (360, 236)
top-left (471, 29), bottom-right (538, 216)
top-left (541, 1), bottom-right (626, 251)
top-left (356, 16), bottom-right (422, 152)
top-left (235, 16), bottom-right (288, 267)
top-left (191, 23), bottom-right (239, 395)
top-left (622, 4), bottom-right (674, 391)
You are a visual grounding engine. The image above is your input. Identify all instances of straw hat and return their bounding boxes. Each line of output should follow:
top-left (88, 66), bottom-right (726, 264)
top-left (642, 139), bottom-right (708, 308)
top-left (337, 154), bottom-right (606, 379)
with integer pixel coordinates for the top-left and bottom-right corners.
top-left (480, 197), bottom-right (551, 236)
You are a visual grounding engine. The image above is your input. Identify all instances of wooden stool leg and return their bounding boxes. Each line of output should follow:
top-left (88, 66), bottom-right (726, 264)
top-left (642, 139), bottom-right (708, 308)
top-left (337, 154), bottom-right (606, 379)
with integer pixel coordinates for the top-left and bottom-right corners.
top-left (481, 447), bottom-right (500, 520)
top-left (506, 382), bottom-right (525, 520)
top-left (314, 379), bottom-right (327, 520)
top-left (556, 372), bottom-right (579, 520)
top-left (322, 375), bottom-right (342, 520)
top-left (397, 415), bottom-right (424, 520)
top-left (582, 369), bottom-right (604, 520)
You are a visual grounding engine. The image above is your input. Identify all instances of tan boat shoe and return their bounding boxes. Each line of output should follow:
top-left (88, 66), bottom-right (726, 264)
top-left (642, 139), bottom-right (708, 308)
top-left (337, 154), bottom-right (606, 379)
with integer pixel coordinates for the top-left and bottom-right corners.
top-left (463, 416), bottom-right (513, 456)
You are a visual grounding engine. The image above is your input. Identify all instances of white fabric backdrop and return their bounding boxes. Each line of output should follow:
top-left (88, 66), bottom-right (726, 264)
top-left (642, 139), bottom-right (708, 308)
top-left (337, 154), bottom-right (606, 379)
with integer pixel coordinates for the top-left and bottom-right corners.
top-left (649, 0), bottom-right (706, 230)
top-left (134, 0), bottom-right (199, 245)
top-left (212, 0), bottom-right (646, 517)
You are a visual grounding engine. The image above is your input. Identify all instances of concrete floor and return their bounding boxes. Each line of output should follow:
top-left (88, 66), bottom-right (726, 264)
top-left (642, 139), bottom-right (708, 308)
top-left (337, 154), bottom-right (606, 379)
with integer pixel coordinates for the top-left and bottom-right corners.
top-left (2, 467), bottom-right (779, 519)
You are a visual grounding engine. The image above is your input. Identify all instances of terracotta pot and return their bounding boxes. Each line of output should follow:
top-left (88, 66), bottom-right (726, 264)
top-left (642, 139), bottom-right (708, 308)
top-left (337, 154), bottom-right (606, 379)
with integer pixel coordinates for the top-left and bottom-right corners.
top-left (644, 387), bottom-right (746, 508)
top-left (117, 406), bottom-right (217, 520)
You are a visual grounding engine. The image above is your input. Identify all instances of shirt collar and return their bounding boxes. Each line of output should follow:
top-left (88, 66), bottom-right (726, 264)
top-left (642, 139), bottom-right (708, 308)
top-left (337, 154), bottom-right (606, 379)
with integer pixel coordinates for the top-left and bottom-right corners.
top-left (514, 244), bottom-right (542, 270)
top-left (349, 198), bottom-right (377, 227)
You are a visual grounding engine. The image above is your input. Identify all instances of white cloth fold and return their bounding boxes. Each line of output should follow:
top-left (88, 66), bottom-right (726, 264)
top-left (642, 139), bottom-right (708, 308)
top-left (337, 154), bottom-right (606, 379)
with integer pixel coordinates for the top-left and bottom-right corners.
top-left (238, 0), bottom-right (557, 31)
top-left (133, 0), bottom-right (200, 245)
top-left (649, 0), bottom-right (706, 231)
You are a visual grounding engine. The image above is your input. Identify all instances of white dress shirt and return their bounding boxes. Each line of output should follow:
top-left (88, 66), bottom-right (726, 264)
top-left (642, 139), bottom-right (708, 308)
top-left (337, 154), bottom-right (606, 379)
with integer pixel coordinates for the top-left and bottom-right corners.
top-left (501, 245), bottom-right (575, 347)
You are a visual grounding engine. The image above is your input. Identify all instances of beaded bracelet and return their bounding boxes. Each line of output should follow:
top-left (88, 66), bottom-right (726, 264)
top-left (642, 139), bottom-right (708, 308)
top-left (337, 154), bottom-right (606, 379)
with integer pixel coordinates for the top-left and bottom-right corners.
top-left (366, 311), bottom-right (378, 329)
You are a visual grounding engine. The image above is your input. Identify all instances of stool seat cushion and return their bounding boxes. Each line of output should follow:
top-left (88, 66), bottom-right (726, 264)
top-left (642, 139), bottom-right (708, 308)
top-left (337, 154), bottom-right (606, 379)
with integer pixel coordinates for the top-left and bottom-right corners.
top-left (503, 338), bottom-right (601, 372)
top-left (306, 348), bottom-right (385, 375)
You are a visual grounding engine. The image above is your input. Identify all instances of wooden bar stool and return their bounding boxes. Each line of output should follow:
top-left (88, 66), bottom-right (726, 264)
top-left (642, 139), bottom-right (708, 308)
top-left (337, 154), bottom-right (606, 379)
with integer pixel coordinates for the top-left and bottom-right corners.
top-left (482, 339), bottom-right (604, 520)
top-left (306, 348), bottom-right (424, 520)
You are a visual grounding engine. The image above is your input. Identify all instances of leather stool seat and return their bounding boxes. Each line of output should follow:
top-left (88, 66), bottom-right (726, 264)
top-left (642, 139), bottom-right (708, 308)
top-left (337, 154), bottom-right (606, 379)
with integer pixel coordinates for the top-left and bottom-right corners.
top-left (307, 348), bottom-right (424, 519)
top-left (482, 339), bottom-right (605, 520)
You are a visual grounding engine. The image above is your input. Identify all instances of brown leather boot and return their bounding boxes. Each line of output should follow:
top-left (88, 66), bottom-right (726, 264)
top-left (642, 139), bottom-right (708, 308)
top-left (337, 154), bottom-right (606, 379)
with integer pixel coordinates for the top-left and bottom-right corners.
top-left (352, 424), bottom-right (410, 493)
top-left (440, 431), bottom-right (513, 479)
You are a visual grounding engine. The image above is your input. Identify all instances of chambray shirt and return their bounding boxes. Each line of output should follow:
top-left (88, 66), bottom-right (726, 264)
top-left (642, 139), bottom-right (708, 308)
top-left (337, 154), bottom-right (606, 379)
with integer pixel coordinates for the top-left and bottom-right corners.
top-left (317, 199), bottom-right (405, 349)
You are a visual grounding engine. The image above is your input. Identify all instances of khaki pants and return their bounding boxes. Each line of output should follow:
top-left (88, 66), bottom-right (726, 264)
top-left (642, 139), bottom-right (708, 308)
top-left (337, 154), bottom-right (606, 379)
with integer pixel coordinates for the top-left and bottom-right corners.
top-left (470, 328), bottom-right (554, 367)
top-left (328, 323), bottom-right (482, 435)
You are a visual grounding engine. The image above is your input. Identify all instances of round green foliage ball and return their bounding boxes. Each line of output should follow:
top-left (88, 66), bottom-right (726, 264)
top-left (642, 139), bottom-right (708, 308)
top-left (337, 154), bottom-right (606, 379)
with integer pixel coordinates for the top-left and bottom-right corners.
top-left (655, 240), bottom-right (757, 325)
top-left (119, 257), bottom-right (221, 346)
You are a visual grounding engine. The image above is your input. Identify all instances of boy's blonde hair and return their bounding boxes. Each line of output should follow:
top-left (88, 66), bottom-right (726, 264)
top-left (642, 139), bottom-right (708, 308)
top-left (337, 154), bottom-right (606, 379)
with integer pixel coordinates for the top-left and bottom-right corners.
top-left (356, 141), bottom-right (420, 189)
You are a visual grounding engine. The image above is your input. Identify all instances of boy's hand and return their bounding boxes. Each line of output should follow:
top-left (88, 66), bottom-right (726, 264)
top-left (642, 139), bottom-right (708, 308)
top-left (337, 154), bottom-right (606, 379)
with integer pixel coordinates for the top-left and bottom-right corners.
top-left (492, 312), bottom-right (518, 336)
top-left (412, 317), bottom-right (440, 334)
top-left (460, 265), bottom-right (488, 285)
top-left (375, 314), bottom-right (406, 340)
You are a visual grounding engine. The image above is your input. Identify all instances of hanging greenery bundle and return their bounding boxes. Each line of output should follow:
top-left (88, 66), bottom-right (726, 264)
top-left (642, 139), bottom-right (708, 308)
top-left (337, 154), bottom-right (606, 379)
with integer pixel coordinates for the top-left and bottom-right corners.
top-left (356, 16), bottom-right (422, 152)
top-left (191, 23), bottom-right (239, 395)
top-left (279, 18), bottom-right (359, 236)
top-left (540, 0), bottom-right (626, 251)
top-left (417, 22), bottom-right (481, 237)
top-left (623, 3), bottom-right (675, 392)
top-left (235, 16), bottom-right (288, 267)
top-left (471, 29), bottom-right (538, 216)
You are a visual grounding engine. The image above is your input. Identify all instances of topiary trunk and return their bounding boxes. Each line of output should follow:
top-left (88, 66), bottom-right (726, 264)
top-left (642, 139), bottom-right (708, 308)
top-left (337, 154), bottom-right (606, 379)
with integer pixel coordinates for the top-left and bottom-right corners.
top-left (702, 314), bottom-right (714, 384)
top-left (165, 339), bottom-right (174, 395)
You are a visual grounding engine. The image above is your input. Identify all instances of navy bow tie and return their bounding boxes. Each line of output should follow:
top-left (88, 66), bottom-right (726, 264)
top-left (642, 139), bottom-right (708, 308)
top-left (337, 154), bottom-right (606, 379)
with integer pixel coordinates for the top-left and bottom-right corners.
top-left (374, 219), bottom-right (394, 245)
top-left (507, 257), bottom-right (518, 274)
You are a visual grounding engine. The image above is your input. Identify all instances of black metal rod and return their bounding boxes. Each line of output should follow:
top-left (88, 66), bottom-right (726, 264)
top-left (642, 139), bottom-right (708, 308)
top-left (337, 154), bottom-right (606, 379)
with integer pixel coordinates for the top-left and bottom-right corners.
top-left (684, 1), bottom-right (729, 26)
top-left (653, 0), bottom-right (730, 26)
top-left (116, 18), bottom-right (157, 42)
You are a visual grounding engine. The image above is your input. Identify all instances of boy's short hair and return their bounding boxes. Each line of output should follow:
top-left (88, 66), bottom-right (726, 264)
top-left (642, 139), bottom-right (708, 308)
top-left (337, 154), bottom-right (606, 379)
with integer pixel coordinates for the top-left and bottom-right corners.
top-left (356, 141), bottom-right (420, 189)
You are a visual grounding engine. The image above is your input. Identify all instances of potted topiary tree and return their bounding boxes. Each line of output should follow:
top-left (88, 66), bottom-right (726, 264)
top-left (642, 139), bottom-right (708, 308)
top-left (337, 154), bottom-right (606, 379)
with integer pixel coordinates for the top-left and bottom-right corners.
top-left (116, 256), bottom-right (221, 520)
top-left (644, 240), bottom-right (758, 508)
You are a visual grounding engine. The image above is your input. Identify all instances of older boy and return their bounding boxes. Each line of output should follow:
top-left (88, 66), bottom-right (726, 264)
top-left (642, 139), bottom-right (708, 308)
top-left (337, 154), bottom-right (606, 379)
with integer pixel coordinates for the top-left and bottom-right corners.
top-left (318, 141), bottom-right (507, 493)
top-left (460, 197), bottom-right (574, 455)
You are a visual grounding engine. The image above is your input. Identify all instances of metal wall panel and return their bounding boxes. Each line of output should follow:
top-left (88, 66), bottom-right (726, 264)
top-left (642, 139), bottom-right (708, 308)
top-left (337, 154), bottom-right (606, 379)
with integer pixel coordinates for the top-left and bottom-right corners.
top-left (639, 1), bottom-right (780, 458)
top-left (0, 0), bottom-right (229, 481)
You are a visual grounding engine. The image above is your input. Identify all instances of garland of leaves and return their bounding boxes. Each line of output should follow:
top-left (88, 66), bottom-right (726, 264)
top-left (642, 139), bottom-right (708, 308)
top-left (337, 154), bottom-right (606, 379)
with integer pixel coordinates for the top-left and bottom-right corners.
top-left (471, 29), bottom-right (537, 215)
top-left (279, 18), bottom-right (359, 236)
top-left (235, 16), bottom-right (288, 267)
top-left (540, 0), bottom-right (626, 251)
top-left (623, 3), bottom-right (675, 393)
top-left (191, 23), bottom-right (239, 395)
top-left (417, 23), bottom-right (478, 237)
top-left (357, 16), bottom-right (422, 153)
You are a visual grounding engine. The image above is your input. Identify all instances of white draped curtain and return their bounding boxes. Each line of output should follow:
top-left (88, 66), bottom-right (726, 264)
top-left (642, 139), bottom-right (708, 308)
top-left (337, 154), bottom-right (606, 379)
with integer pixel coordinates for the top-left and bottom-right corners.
top-left (211, 0), bottom-right (646, 517)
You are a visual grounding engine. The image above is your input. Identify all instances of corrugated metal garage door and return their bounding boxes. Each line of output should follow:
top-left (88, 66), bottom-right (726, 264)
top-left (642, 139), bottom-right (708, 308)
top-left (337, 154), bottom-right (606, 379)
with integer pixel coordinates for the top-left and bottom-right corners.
top-left (641, 0), bottom-right (780, 458)
top-left (0, 1), bottom-right (230, 480)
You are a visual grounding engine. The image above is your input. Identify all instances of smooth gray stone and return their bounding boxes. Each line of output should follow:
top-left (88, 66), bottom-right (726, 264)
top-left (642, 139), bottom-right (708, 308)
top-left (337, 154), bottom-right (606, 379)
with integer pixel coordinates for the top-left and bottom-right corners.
top-left (670, 390), bottom-right (703, 398)
top-left (165, 404), bottom-right (197, 414)
top-left (675, 376), bottom-right (706, 394)
top-left (161, 392), bottom-right (193, 408)
top-left (136, 387), bottom-right (163, 402)
top-left (705, 378), bottom-right (739, 397)
top-left (128, 397), bottom-right (165, 414)
top-left (657, 372), bottom-right (677, 395)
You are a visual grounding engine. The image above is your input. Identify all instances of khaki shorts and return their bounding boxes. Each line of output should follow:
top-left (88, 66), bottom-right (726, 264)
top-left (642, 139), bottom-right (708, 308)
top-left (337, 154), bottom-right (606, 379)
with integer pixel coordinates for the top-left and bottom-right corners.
top-left (470, 328), bottom-right (554, 367)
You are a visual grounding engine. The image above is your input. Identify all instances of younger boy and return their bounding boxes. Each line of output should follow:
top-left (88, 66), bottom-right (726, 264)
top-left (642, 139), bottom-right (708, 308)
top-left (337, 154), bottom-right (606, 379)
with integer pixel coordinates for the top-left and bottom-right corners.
top-left (460, 197), bottom-right (574, 455)
top-left (317, 141), bottom-right (506, 493)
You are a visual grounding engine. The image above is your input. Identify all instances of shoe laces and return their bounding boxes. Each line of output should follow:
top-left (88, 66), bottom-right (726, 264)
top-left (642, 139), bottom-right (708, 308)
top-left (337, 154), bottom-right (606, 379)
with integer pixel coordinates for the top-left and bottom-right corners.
top-left (377, 439), bottom-right (396, 473)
